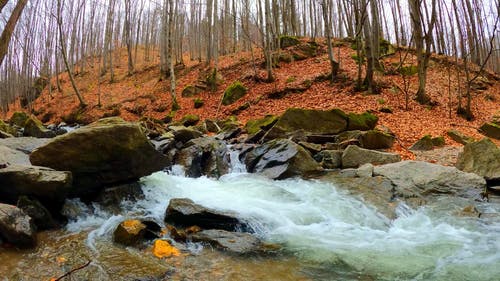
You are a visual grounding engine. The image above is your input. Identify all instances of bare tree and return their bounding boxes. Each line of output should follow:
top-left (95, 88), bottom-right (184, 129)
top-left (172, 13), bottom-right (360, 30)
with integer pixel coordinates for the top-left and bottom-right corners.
top-left (0, 0), bottom-right (28, 67)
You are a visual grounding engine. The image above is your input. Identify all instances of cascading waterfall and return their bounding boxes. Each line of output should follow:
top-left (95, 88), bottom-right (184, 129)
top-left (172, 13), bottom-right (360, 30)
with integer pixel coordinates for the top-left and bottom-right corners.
top-left (59, 147), bottom-right (500, 280)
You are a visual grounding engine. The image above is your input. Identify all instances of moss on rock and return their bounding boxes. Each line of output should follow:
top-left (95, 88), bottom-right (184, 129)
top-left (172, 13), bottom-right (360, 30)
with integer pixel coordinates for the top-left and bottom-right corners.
top-left (181, 114), bottom-right (200, 126)
top-left (245, 115), bottom-right (278, 135)
top-left (10, 112), bottom-right (29, 127)
top-left (222, 81), bottom-right (247, 106)
top-left (347, 112), bottom-right (378, 131)
top-left (279, 35), bottom-right (300, 48)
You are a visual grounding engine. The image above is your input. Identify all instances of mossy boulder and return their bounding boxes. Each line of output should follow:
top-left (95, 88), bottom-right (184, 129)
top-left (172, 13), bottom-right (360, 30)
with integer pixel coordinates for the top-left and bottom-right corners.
top-left (479, 122), bottom-right (500, 140)
top-left (280, 35), bottom-right (300, 48)
top-left (182, 85), bottom-right (203, 97)
top-left (29, 117), bottom-right (169, 197)
top-left (245, 115), bottom-right (278, 135)
top-left (266, 108), bottom-right (348, 140)
top-left (181, 114), bottom-right (200, 126)
top-left (194, 98), bottom-right (204, 109)
top-left (23, 116), bottom-right (56, 138)
top-left (360, 130), bottom-right (395, 149)
top-left (222, 81), bottom-right (247, 106)
top-left (456, 138), bottom-right (500, 181)
top-left (447, 130), bottom-right (476, 145)
top-left (9, 112), bottom-right (29, 127)
top-left (347, 112), bottom-right (378, 131)
top-left (409, 135), bottom-right (435, 151)
top-left (431, 136), bottom-right (445, 147)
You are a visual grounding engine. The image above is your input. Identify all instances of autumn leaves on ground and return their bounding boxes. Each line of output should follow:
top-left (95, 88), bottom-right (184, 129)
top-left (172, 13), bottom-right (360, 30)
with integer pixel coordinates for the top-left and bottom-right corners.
top-left (6, 38), bottom-right (500, 159)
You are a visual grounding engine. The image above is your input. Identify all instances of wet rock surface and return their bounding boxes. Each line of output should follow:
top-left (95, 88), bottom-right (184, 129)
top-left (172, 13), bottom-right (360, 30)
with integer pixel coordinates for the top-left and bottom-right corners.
top-left (0, 203), bottom-right (36, 248)
top-left (190, 229), bottom-right (262, 254)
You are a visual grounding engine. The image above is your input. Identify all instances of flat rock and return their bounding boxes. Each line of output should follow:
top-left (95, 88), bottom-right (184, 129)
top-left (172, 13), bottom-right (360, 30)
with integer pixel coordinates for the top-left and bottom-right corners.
top-left (374, 161), bottom-right (486, 198)
top-left (341, 145), bottom-right (400, 168)
top-left (190, 229), bottom-right (261, 254)
top-left (0, 137), bottom-right (50, 154)
top-left (0, 203), bottom-right (36, 248)
top-left (0, 145), bottom-right (30, 166)
top-left (165, 198), bottom-right (248, 231)
top-left (0, 164), bottom-right (72, 204)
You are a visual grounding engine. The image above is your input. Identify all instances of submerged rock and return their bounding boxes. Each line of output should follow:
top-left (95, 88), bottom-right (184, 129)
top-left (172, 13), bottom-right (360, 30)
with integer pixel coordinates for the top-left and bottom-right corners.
top-left (341, 145), bottom-right (400, 168)
top-left (29, 117), bottom-right (169, 197)
top-left (165, 198), bottom-right (248, 231)
top-left (456, 138), bottom-right (500, 181)
top-left (190, 229), bottom-right (262, 254)
top-left (244, 139), bottom-right (323, 179)
top-left (0, 203), bottom-right (36, 248)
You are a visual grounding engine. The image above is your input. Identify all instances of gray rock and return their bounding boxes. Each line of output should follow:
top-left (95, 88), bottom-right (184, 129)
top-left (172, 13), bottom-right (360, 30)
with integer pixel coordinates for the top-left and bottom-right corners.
top-left (314, 150), bottom-right (342, 169)
top-left (0, 203), bottom-right (36, 248)
top-left (0, 137), bottom-right (51, 153)
top-left (0, 165), bottom-right (72, 204)
top-left (29, 117), bottom-right (168, 197)
top-left (245, 139), bottom-right (323, 179)
top-left (356, 163), bottom-right (374, 178)
top-left (165, 198), bottom-right (248, 231)
top-left (456, 138), bottom-right (500, 181)
top-left (341, 145), bottom-right (401, 168)
top-left (374, 161), bottom-right (486, 198)
top-left (190, 229), bottom-right (261, 254)
top-left (360, 130), bottom-right (395, 149)
top-left (174, 137), bottom-right (230, 178)
top-left (0, 145), bottom-right (30, 166)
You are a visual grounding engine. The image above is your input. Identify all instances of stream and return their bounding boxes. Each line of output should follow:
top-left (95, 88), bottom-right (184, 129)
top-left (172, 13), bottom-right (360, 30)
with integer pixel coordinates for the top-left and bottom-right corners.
top-left (1, 165), bottom-right (499, 280)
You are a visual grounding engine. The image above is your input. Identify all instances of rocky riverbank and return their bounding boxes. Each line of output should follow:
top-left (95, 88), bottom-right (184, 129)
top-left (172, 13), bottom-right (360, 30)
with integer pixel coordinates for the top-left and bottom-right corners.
top-left (1, 108), bottom-right (499, 279)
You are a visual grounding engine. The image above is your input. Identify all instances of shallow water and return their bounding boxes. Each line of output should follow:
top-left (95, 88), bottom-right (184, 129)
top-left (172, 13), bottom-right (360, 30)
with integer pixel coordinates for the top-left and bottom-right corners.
top-left (1, 170), bottom-right (499, 280)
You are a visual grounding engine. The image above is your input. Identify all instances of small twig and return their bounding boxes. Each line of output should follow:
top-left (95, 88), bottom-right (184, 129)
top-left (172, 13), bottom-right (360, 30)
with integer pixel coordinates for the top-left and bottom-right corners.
top-left (54, 260), bottom-right (91, 281)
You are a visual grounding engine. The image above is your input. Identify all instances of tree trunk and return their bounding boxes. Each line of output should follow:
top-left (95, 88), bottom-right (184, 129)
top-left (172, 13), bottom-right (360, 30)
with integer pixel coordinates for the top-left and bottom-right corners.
top-left (0, 0), bottom-right (28, 67)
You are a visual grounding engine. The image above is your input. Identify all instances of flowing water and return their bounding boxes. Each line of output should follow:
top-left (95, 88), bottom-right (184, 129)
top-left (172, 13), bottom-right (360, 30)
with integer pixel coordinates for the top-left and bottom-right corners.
top-left (1, 165), bottom-right (500, 280)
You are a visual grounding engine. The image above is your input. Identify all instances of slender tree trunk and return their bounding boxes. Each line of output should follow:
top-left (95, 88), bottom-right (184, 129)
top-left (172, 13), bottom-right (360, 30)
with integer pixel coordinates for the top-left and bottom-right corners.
top-left (0, 0), bottom-right (28, 67)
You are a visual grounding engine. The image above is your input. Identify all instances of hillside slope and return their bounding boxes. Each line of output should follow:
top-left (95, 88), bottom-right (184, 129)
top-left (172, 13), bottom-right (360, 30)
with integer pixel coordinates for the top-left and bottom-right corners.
top-left (6, 38), bottom-right (500, 157)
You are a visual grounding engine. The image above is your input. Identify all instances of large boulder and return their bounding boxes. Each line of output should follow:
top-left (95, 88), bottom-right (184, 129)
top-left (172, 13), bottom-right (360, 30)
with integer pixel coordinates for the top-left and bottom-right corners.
top-left (190, 229), bottom-right (262, 254)
top-left (0, 203), bottom-right (36, 248)
top-left (456, 138), bottom-right (500, 181)
top-left (244, 115), bottom-right (278, 135)
top-left (174, 137), bottom-right (230, 178)
top-left (265, 108), bottom-right (348, 140)
top-left (341, 145), bottom-right (400, 168)
top-left (169, 125), bottom-right (203, 143)
top-left (0, 164), bottom-right (72, 205)
top-left (244, 139), bottom-right (323, 179)
top-left (23, 116), bottom-right (55, 138)
top-left (222, 81), bottom-right (247, 106)
top-left (165, 198), bottom-right (248, 231)
top-left (374, 161), bottom-right (486, 198)
top-left (29, 117), bottom-right (169, 197)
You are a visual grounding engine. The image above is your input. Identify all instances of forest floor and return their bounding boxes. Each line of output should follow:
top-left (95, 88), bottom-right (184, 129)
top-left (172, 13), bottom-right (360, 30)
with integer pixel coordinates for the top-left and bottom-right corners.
top-left (3, 38), bottom-right (500, 160)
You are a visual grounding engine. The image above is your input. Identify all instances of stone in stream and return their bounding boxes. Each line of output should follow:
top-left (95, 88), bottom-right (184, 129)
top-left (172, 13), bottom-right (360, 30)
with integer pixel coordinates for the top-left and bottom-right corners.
top-left (0, 137), bottom-right (51, 154)
top-left (190, 229), bottom-right (262, 254)
top-left (0, 203), bottom-right (36, 248)
top-left (314, 150), bottom-right (342, 169)
top-left (341, 145), bottom-right (401, 168)
top-left (244, 139), bottom-right (323, 179)
top-left (29, 117), bottom-right (169, 198)
top-left (23, 115), bottom-right (56, 138)
top-left (0, 145), bottom-right (30, 166)
top-left (169, 125), bottom-right (203, 143)
top-left (113, 219), bottom-right (147, 246)
top-left (456, 138), bottom-right (500, 182)
top-left (165, 198), bottom-right (249, 232)
top-left (16, 196), bottom-right (58, 230)
top-left (174, 137), bottom-right (230, 178)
